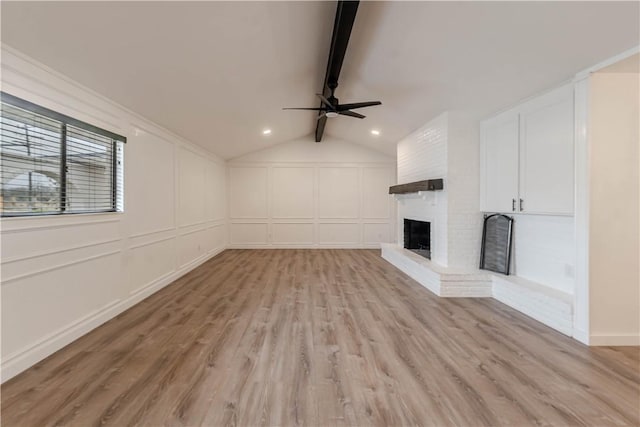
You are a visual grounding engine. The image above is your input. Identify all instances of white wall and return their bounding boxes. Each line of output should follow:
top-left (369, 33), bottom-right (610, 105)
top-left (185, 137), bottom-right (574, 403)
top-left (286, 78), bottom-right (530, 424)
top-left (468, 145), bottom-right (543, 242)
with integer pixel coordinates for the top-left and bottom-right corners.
top-left (588, 68), bottom-right (639, 345)
top-left (227, 136), bottom-right (396, 248)
top-left (0, 47), bottom-right (227, 381)
top-left (510, 214), bottom-right (575, 294)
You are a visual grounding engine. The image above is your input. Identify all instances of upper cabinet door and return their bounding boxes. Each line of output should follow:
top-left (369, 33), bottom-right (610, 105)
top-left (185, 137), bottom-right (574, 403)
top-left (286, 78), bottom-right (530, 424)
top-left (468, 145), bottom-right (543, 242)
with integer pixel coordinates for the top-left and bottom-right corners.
top-left (519, 85), bottom-right (574, 215)
top-left (480, 110), bottom-right (520, 213)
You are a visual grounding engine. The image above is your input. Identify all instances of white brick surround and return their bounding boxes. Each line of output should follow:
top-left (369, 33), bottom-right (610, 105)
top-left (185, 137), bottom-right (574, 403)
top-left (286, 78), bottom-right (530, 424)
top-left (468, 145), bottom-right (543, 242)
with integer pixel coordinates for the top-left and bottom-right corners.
top-left (396, 112), bottom-right (483, 270)
top-left (392, 112), bottom-right (485, 298)
top-left (396, 113), bottom-right (449, 265)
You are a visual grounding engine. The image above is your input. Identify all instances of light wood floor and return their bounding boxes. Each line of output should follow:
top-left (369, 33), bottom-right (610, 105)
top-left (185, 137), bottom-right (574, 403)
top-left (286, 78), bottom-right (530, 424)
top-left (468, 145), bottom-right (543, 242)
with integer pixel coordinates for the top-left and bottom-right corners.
top-left (2, 249), bottom-right (639, 426)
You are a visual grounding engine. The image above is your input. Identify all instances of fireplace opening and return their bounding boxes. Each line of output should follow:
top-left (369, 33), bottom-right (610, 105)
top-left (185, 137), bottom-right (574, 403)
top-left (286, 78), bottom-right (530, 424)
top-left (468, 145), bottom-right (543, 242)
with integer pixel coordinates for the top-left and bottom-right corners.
top-left (404, 219), bottom-right (431, 259)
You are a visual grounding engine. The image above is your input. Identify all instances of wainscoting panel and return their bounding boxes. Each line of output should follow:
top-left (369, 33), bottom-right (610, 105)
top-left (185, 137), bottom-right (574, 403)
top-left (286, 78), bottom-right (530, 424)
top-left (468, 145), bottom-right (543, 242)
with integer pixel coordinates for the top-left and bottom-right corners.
top-left (272, 167), bottom-right (314, 219)
top-left (128, 237), bottom-right (177, 294)
top-left (209, 223), bottom-right (227, 251)
top-left (2, 251), bottom-right (122, 360)
top-left (177, 228), bottom-right (210, 268)
top-left (1, 240), bottom-right (121, 283)
top-left (126, 130), bottom-right (175, 235)
top-left (179, 148), bottom-right (208, 227)
top-left (318, 167), bottom-right (359, 219)
top-left (318, 223), bottom-right (360, 245)
top-left (363, 222), bottom-right (391, 245)
top-left (362, 167), bottom-right (394, 219)
top-left (272, 223), bottom-right (314, 245)
top-left (1, 218), bottom-right (120, 262)
top-left (230, 222), bottom-right (269, 245)
top-left (207, 160), bottom-right (227, 222)
top-left (229, 166), bottom-right (269, 219)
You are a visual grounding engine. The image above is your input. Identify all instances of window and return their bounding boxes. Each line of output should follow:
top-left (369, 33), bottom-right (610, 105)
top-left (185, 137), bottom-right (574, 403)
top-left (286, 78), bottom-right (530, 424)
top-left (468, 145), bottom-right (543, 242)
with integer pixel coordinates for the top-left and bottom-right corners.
top-left (0, 93), bottom-right (125, 217)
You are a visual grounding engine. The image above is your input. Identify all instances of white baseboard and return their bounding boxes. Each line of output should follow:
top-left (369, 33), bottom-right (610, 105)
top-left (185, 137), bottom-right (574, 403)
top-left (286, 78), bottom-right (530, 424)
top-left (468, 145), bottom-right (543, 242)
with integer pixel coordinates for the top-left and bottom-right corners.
top-left (227, 244), bottom-right (383, 249)
top-left (589, 334), bottom-right (640, 346)
top-left (572, 327), bottom-right (590, 345)
top-left (1, 247), bottom-right (226, 383)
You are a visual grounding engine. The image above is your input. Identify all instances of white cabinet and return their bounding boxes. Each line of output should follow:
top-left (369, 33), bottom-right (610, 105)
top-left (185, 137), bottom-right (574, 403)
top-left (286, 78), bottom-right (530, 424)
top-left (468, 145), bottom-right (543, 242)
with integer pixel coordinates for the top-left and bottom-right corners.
top-left (480, 84), bottom-right (574, 215)
top-left (519, 85), bottom-right (574, 214)
top-left (480, 110), bottom-right (519, 213)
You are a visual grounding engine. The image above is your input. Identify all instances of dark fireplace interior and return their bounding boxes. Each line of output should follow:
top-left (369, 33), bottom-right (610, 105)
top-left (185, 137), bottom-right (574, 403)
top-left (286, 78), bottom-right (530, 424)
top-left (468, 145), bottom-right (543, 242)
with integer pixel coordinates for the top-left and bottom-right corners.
top-left (404, 219), bottom-right (431, 259)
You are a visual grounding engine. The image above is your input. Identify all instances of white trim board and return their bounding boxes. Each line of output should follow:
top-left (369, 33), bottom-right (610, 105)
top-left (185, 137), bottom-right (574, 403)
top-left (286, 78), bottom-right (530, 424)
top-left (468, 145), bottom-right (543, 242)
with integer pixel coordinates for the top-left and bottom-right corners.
top-left (228, 244), bottom-right (384, 249)
top-left (589, 334), bottom-right (640, 346)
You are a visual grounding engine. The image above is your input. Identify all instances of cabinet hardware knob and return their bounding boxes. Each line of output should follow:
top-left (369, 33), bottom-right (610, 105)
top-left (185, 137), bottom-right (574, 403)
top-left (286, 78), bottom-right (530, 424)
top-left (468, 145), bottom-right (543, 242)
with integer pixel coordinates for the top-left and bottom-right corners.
top-left (519, 198), bottom-right (524, 211)
top-left (512, 198), bottom-right (516, 212)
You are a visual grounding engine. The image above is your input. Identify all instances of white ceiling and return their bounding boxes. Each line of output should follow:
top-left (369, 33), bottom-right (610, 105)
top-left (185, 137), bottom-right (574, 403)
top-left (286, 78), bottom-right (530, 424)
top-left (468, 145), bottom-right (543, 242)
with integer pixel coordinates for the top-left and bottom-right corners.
top-left (2, 1), bottom-right (638, 158)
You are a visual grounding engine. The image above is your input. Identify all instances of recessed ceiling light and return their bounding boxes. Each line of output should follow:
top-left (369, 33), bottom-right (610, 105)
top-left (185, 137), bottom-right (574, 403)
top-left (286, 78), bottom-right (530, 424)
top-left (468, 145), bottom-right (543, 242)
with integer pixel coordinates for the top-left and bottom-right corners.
top-left (371, 129), bottom-right (380, 136)
top-left (262, 129), bottom-right (272, 135)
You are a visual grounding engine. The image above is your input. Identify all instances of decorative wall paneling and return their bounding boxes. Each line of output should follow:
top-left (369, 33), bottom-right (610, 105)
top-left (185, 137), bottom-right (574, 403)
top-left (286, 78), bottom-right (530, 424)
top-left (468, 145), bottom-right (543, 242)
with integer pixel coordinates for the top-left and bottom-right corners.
top-left (228, 162), bottom-right (395, 248)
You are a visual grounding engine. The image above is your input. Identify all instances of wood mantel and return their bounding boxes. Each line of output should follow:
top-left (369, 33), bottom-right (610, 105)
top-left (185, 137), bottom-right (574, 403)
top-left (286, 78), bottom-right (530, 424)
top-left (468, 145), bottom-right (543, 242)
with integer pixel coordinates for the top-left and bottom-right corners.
top-left (389, 178), bottom-right (444, 194)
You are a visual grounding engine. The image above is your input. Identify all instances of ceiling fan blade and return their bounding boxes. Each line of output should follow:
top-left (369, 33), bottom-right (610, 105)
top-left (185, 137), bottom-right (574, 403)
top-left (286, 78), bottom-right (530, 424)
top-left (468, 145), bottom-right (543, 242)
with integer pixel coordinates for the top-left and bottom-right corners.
top-left (339, 110), bottom-right (365, 119)
top-left (282, 107), bottom-right (326, 110)
top-left (315, 94), bottom-right (336, 110)
top-left (336, 101), bottom-right (381, 111)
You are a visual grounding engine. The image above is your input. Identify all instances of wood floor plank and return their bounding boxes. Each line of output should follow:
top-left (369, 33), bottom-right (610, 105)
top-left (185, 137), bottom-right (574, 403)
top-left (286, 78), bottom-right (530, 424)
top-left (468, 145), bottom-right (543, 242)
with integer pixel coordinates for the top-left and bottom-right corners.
top-left (2, 249), bottom-right (639, 426)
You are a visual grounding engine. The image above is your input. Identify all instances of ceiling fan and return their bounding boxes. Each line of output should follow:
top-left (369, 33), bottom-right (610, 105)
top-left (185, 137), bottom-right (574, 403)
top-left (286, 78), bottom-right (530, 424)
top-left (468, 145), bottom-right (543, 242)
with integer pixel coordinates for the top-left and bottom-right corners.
top-left (283, 84), bottom-right (381, 120)
top-left (284, 1), bottom-right (379, 141)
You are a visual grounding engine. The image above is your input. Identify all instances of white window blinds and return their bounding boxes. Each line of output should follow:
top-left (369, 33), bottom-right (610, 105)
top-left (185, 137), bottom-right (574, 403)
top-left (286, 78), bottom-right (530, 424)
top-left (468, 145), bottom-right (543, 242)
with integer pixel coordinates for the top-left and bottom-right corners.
top-left (0, 93), bottom-right (126, 216)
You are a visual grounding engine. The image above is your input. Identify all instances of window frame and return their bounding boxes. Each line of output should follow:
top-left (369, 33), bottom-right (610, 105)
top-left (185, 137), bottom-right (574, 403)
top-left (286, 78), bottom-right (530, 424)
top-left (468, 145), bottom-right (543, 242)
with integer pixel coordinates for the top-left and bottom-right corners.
top-left (1, 92), bottom-right (126, 218)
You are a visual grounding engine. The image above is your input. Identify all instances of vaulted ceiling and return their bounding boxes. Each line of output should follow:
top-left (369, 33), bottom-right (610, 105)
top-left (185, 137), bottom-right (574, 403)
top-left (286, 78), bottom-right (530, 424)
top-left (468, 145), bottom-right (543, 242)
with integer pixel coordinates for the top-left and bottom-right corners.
top-left (2, 1), bottom-right (638, 158)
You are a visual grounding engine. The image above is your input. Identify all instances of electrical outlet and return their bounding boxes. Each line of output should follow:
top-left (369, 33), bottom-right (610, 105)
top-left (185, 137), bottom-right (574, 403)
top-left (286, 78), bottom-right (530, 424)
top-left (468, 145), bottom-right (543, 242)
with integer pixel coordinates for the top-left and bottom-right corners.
top-left (564, 264), bottom-right (574, 278)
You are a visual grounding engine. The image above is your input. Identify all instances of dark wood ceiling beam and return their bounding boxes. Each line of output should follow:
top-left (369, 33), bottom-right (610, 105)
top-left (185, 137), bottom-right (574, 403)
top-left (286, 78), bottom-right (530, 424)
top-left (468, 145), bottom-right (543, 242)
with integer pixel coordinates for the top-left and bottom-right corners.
top-left (315, 0), bottom-right (359, 143)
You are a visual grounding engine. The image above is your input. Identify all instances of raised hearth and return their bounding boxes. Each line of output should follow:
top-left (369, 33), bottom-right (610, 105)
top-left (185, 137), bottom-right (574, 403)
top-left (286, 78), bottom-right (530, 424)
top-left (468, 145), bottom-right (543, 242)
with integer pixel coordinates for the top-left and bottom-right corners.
top-left (381, 243), bottom-right (492, 297)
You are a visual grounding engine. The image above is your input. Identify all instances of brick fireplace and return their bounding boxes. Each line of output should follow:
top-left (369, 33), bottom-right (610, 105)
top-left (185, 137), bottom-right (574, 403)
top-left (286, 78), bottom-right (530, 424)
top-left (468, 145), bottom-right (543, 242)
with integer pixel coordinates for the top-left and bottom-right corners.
top-left (382, 112), bottom-right (491, 297)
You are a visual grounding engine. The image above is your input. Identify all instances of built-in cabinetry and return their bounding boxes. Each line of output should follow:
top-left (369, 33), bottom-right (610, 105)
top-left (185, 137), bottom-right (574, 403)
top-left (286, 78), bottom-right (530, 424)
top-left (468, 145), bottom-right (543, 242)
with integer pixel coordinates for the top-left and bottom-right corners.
top-left (480, 84), bottom-right (574, 215)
